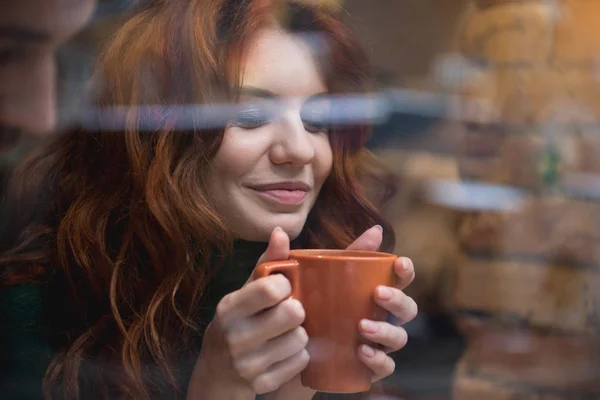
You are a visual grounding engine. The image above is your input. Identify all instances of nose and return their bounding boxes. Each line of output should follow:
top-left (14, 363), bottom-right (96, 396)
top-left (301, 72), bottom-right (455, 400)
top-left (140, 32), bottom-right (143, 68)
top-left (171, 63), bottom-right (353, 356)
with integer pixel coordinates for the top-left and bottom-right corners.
top-left (269, 108), bottom-right (316, 166)
top-left (0, 52), bottom-right (56, 138)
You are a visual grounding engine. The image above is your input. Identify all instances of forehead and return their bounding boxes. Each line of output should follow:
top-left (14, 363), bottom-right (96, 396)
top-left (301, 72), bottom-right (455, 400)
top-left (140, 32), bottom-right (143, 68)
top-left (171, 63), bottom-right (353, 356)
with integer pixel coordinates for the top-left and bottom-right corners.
top-left (241, 28), bottom-right (327, 96)
top-left (0, 0), bottom-right (95, 43)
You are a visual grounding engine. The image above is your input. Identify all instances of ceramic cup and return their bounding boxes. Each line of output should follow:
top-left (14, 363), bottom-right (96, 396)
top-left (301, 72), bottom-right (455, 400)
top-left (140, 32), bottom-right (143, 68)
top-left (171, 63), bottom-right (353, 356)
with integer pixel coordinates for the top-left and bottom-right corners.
top-left (254, 249), bottom-right (397, 393)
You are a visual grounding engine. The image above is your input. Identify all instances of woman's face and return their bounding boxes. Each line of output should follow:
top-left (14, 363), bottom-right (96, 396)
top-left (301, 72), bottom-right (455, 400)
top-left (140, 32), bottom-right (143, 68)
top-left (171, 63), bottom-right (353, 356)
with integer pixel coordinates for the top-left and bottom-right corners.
top-left (206, 28), bottom-right (333, 242)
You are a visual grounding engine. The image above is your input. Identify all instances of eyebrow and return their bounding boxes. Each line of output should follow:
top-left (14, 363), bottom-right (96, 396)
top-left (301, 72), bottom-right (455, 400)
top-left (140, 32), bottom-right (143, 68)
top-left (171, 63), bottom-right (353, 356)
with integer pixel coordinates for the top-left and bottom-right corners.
top-left (239, 86), bottom-right (328, 101)
top-left (239, 86), bottom-right (277, 98)
top-left (0, 25), bottom-right (52, 43)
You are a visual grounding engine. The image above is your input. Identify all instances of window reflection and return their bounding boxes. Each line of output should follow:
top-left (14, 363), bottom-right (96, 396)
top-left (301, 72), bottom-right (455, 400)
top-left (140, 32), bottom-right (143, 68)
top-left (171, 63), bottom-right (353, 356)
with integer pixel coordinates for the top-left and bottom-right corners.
top-left (1, 0), bottom-right (600, 399)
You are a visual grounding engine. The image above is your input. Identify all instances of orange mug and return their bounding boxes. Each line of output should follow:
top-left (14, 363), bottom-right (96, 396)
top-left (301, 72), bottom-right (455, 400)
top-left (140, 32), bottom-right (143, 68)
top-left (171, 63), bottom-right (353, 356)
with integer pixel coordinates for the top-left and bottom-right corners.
top-left (253, 249), bottom-right (397, 393)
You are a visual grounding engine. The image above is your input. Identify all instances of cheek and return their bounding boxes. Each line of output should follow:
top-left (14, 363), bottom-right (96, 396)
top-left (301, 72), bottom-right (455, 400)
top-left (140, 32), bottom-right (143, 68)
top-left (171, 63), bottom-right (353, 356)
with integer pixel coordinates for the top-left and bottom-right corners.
top-left (313, 134), bottom-right (333, 184)
top-left (210, 127), bottom-right (267, 178)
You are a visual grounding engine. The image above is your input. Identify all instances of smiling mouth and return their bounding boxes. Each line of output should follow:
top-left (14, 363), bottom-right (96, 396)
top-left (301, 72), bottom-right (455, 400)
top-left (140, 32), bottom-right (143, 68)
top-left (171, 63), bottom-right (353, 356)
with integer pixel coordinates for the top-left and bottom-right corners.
top-left (247, 182), bottom-right (311, 206)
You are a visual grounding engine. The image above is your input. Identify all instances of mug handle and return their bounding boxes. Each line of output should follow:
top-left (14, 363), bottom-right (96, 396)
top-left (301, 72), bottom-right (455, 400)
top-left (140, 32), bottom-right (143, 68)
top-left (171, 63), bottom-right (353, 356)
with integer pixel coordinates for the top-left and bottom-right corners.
top-left (253, 259), bottom-right (300, 299)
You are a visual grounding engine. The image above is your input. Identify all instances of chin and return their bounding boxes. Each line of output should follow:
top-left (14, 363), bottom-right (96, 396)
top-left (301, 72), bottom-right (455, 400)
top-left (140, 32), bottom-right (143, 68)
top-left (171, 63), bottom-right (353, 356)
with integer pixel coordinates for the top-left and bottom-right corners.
top-left (279, 223), bottom-right (304, 241)
top-left (238, 214), bottom-right (308, 242)
top-left (270, 213), bottom-right (308, 239)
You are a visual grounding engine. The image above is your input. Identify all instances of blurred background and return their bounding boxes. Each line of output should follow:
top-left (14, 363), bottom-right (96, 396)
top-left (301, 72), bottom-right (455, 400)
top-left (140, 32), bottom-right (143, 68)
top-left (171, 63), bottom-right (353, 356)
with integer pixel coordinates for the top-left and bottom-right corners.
top-left (18, 0), bottom-right (600, 398)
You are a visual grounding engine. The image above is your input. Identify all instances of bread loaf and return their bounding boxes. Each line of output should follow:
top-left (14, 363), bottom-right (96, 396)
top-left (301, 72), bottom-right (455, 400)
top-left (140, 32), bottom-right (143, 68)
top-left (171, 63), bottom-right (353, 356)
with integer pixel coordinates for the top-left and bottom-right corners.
top-left (453, 255), bottom-right (600, 332)
top-left (457, 68), bottom-right (565, 126)
top-left (458, 197), bottom-right (600, 265)
top-left (459, 2), bottom-right (556, 65)
top-left (578, 129), bottom-right (600, 174)
top-left (458, 132), bottom-right (544, 188)
top-left (544, 69), bottom-right (600, 126)
top-left (453, 355), bottom-right (600, 399)
top-left (552, 0), bottom-right (600, 66)
top-left (459, 324), bottom-right (600, 390)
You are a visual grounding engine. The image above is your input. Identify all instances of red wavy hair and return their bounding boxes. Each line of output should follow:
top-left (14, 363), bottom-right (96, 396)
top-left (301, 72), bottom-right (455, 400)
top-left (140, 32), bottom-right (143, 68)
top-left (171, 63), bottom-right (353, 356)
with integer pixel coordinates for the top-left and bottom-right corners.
top-left (0, 0), bottom-right (396, 398)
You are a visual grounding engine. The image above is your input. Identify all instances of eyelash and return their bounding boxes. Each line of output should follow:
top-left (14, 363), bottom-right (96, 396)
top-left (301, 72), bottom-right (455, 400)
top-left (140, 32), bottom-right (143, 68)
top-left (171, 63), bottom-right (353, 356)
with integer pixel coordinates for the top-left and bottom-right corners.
top-left (232, 104), bottom-right (330, 133)
top-left (300, 105), bottom-right (330, 133)
top-left (232, 108), bottom-right (271, 129)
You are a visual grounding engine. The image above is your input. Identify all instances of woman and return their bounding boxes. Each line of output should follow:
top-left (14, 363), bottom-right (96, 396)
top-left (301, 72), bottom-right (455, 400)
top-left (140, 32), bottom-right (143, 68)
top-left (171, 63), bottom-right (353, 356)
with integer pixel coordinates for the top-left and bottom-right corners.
top-left (0, 0), bottom-right (417, 399)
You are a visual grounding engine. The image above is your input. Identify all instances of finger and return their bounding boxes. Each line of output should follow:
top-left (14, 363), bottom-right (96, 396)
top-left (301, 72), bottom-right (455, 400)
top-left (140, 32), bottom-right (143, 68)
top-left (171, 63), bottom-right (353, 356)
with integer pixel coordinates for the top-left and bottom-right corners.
top-left (233, 327), bottom-right (308, 380)
top-left (225, 298), bottom-right (305, 356)
top-left (346, 225), bottom-right (383, 251)
top-left (218, 227), bottom-right (293, 326)
top-left (357, 345), bottom-right (395, 383)
top-left (374, 286), bottom-right (418, 325)
top-left (216, 274), bottom-right (292, 327)
top-left (252, 349), bottom-right (310, 394)
top-left (358, 320), bottom-right (407, 353)
top-left (255, 226), bottom-right (291, 267)
top-left (394, 257), bottom-right (415, 290)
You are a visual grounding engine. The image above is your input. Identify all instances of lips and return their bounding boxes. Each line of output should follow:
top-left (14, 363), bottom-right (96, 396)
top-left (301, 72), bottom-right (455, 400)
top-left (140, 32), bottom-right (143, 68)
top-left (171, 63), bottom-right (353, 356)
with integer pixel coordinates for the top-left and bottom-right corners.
top-left (247, 181), bottom-right (311, 205)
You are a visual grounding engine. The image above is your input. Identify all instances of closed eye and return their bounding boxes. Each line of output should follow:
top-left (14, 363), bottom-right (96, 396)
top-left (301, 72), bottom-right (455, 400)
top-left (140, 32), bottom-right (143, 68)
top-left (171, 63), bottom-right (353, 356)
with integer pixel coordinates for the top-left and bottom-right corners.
top-left (231, 103), bottom-right (276, 129)
top-left (300, 96), bottom-right (331, 133)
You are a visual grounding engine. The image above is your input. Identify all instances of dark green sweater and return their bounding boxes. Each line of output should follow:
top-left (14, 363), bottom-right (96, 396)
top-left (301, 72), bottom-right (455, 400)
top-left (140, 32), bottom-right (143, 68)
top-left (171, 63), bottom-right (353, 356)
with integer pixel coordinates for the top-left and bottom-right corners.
top-left (0, 240), bottom-right (268, 399)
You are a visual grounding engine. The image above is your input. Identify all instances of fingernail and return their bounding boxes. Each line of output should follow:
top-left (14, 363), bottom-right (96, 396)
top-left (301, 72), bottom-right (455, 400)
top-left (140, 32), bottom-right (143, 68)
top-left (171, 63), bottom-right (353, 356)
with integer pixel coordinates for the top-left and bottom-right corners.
top-left (361, 345), bottom-right (375, 357)
top-left (377, 286), bottom-right (393, 300)
top-left (402, 258), bottom-right (413, 272)
top-left (360, 319), bottom-right (379, 334)
top-left (374, 225), bottom-right (383, 232)
top-left (273, 226), bottom-right (282, 234)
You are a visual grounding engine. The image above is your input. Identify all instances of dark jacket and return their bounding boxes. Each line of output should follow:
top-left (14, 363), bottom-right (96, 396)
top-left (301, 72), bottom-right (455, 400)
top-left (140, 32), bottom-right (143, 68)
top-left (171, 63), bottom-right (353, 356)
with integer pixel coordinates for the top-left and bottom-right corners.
top-left (0, 240), bottom-right (268, 399)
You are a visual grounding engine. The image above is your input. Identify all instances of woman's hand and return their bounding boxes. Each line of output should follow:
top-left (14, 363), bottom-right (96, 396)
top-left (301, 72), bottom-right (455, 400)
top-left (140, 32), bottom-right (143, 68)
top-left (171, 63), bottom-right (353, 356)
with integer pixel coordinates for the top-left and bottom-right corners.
top-left (188, 227), bottom-right (308, 399)
top-left (350, 226), bottom-right (418, 383)
top-left (264, 225), bottom-right (417, 399)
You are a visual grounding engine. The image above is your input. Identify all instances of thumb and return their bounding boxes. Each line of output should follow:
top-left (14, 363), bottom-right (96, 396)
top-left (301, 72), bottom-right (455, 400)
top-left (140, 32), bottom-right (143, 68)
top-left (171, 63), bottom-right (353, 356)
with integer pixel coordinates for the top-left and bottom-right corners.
top-left (247, 227), bottom-right (290, 283)
top-left (346, 225), bottom-right (383, 251)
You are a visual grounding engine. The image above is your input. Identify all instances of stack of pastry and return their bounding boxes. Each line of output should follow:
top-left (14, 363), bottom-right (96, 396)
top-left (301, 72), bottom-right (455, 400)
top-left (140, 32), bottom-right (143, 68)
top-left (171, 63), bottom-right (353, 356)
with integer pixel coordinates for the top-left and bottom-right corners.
top-left (451, 0), bottom-right (600, 398)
